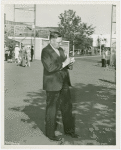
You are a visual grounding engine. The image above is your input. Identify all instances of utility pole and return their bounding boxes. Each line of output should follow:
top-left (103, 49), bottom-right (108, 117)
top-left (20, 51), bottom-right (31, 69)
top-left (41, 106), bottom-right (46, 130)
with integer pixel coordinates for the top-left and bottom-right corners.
top-left (13, 4), bottom-right (15, 47)
top-left (110, 5), bottom-right (113, 66)
top-left (34, 4), bottom-right (36, 60)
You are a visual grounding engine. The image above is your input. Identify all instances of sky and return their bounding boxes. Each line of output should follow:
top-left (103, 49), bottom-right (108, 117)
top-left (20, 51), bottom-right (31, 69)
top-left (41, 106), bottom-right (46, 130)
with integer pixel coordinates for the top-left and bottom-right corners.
top-left (4, 4), bottom-right (114, 35)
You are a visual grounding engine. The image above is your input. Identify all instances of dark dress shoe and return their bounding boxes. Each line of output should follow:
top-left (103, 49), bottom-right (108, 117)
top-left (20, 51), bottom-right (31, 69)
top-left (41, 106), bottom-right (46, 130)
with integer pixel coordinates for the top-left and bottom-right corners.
top-left (49, 136), bottom-right (62, 141)
top-left (65, 133), bottom-right (80, 138)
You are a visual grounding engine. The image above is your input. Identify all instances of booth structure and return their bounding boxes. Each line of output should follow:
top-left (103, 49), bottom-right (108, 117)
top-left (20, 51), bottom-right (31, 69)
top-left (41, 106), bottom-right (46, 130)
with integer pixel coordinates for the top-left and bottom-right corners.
top-left (8, 37), bottom-right (70, 60)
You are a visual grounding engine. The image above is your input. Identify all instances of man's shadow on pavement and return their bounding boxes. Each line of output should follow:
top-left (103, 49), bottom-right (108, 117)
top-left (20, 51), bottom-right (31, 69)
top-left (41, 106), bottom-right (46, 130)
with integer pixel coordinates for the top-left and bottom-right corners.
top-left (10, 90), bottom-right (46, 134)
top-left (10, 82), bottom-right (116, 145)
top-left (70, 83), bottom-right (116, 145)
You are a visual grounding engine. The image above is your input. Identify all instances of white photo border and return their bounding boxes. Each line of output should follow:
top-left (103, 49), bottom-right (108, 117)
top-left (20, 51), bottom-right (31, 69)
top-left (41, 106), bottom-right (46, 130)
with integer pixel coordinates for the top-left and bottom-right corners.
top-left (1, 0), bottom-right (120, 149)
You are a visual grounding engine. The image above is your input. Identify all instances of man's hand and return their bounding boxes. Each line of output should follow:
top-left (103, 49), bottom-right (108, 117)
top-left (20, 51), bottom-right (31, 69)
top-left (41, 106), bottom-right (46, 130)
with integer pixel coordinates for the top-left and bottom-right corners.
top-left (62, 57), bottom-right (71, 68)
top-left (68, 62), bottom-right (74, 66)
top-left (70, 57), bottom-right (75, 63)
top-left (62, 57), bottom-right (75, 69)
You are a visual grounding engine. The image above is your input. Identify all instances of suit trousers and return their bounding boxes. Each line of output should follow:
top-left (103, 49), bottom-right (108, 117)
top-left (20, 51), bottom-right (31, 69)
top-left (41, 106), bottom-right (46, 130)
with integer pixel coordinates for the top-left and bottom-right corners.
top-left (102, 59), bottom-right (106, 67)
top-left (45, 83), bottom-right (75, 138)
top-left (31, 54), bottom-right (33, 62)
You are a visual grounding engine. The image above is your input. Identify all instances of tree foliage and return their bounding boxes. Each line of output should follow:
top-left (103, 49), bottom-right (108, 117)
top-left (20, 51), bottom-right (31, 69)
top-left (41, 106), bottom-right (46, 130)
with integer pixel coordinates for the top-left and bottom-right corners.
top-left (58, 10), bottom-right (95, 51)
top-left (4, 31), bottom-right (17, 50)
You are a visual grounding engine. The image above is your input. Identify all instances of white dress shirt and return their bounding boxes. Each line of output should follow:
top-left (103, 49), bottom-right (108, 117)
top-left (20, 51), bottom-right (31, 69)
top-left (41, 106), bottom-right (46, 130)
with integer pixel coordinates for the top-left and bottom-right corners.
top-left (50, 43), bottom-right (60, 56)
top-left (50, 43), bottom-right (70, 69)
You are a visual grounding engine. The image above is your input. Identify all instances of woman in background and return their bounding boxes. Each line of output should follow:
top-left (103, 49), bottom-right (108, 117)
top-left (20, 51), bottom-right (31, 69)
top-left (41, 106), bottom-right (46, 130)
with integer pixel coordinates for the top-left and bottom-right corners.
top-left (21, 46), bottom-right (26, 67)
top-left (7, 46), bottom-right (13, 63)
top-left (25, 45), bottom-right (31, 67)
top-left (17, 47), bottom-right (23, 66)
top-left (14, 44), bottom-right (20, 63)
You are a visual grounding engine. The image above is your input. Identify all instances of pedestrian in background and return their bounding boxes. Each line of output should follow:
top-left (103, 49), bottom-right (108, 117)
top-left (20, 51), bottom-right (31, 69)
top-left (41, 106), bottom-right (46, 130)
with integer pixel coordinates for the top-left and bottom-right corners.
top-left (14, 44), bottom-right (20, 64)
top-left (106, 48), bottom-right (110, 67)
top-left (31, 45), bottom-right (34, 62)
top-left (7, 46), bottom-right (13, 63)
top-left (5, 46), bottom-right (9, 61)
top-left (25, 45), bottom-right (31, 67)
top-left (105, 48), bottom-right (110, 68)
top-left (101, 47), bottom-right (106, 67)
top-left (21, 47), bottom-right (26, 67)
top-left (17, 47), bottom-right (23, 66)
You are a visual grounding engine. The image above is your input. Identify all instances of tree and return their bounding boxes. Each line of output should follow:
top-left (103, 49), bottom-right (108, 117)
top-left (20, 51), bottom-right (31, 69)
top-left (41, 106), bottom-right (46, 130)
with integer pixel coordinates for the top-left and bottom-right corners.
top-left (4, 31), bottom-right (16, 49)
top-left (58, 10), bottom-right (95, 51)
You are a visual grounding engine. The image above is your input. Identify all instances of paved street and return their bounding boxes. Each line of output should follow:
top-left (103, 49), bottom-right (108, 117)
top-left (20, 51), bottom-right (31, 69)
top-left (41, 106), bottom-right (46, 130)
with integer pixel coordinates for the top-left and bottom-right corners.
top-left (4, 56), bottom-right (116, 145)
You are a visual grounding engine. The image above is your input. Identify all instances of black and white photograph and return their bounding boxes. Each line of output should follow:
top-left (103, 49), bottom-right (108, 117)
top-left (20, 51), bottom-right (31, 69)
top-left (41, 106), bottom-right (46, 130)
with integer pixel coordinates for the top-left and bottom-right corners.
top-left (1, 0), bottom-right (120, 148)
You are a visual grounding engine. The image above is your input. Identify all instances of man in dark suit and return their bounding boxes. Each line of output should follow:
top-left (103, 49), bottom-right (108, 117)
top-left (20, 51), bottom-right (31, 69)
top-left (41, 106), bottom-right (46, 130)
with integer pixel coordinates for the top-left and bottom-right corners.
top-left (41, 31), bottom-right (78, 141)
top-left (31, 45), bottom-right (34, 62)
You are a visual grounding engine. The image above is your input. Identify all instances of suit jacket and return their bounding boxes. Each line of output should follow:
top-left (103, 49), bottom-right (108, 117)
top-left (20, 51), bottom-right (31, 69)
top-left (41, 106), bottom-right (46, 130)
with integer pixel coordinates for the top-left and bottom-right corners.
top-left (41, 44), bottom-right (71, 91)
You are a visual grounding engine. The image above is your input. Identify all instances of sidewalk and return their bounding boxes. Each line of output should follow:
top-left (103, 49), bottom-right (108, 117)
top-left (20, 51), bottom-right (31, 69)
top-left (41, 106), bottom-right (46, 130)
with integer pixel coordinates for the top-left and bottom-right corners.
top-left (4, 57), bottom-right (116, 145)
